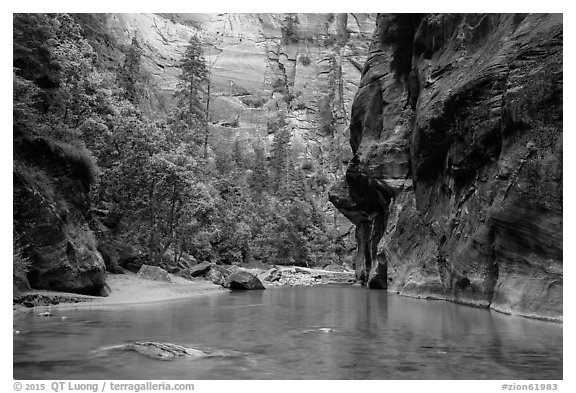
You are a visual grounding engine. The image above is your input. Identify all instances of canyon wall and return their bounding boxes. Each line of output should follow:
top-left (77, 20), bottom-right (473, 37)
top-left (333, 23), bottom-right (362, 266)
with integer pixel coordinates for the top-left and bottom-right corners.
top-left (329, 14), bottom-right (563, 321)
top-left (97, 13), bottom-right (374, 162)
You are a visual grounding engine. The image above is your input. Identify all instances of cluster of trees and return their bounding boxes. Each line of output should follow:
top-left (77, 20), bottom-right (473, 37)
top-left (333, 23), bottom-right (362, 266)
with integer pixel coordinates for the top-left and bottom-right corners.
top-left (13, 13), bottom-right (347, 274)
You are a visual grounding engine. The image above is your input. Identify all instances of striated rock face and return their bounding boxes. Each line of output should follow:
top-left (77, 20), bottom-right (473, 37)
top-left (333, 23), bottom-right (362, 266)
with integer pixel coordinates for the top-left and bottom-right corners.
top-left (329, 14), bottom-right (563, 321)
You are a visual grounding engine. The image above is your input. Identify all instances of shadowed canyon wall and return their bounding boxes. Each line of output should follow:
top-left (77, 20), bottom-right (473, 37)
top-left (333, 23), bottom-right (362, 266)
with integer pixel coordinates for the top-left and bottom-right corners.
top-left (329, 14), bottom-right (563, 321)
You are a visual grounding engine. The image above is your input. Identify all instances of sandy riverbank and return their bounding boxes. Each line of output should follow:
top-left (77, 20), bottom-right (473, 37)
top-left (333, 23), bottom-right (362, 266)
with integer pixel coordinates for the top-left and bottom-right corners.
top-left (13, 265), bottom-right (355, 316)
top-left (13, 271), bottom-right (228, 316)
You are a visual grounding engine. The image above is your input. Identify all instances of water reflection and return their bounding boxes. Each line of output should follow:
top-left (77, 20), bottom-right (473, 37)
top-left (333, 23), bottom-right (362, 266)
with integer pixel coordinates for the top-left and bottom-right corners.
top-left (14, 286), bottom-right (562, 379)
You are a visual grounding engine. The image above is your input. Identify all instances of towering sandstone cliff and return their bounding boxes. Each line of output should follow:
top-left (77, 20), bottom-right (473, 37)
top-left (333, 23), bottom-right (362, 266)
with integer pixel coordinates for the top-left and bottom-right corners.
top-left (94, 13), bottom-right (374, 159)
top-left (329, 14), bottom-right (563, 321)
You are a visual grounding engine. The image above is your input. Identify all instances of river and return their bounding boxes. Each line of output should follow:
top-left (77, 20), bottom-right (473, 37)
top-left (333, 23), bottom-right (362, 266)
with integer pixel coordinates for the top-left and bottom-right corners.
top-left (13, 285), bottom-right (562, 379)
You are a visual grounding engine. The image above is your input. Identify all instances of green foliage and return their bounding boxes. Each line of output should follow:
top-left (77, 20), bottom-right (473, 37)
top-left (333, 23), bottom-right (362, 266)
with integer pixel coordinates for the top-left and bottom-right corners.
top-left (272, 78), bottom-right (287, 93)
top-left (267, 111), bottom-right (287, 134)
top-left (13, 13), bottom-right (61, 89)
top-left (13, 13), bottom-right (348, 276)
top-left (13, 235), bottom-right (32, 290)
top-left (175, 36), bottom-right (208, 130)
top-left (269, 123), bottom-right (292, 193)
top-left (119, 36), bottom-right (143, 103)
top-left (248, 139), bottom-right (269, 197)
top-left (281, 14), bottom-right (300, 45)
top-left (214, 145), bottom-right (234, 175)
top-left (300, 55), bottom-right (311, 67)
top-left (233, 138), bottom-right (246, 170)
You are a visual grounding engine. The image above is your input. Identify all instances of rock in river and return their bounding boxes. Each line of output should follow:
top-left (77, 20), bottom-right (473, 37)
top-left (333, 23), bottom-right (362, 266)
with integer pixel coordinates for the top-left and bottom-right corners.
top-left (98, 342), bottom-right (207, 361)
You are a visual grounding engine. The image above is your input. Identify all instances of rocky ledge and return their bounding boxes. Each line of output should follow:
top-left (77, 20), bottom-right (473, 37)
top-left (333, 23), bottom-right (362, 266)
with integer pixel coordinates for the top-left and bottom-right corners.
top-left (329, 14), bottom-right (563, 321)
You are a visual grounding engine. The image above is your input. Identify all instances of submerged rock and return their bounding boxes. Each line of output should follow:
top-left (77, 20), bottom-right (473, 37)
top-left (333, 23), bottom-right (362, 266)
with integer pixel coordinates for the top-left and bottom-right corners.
top-left (98, 342), bottom-right (207, 361)
top-left (96, 341), bottom-right (247, 362)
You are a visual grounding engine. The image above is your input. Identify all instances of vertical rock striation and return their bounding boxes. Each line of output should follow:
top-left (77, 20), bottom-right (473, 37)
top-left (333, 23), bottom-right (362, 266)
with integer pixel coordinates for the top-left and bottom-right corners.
top-left (329, 14), bottom-right (562, 321)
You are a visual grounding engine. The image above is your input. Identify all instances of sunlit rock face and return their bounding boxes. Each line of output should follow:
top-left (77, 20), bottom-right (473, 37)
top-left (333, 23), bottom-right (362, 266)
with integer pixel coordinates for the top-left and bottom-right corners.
top-left (100, 13), bottom-right (375, 160)
top-left (330, 14), bottom-right (563, 321)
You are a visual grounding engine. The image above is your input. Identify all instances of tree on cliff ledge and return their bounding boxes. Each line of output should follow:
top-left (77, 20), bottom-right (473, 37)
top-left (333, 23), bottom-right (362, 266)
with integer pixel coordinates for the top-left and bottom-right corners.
top-left (175, 35), bottom-right (208, 144)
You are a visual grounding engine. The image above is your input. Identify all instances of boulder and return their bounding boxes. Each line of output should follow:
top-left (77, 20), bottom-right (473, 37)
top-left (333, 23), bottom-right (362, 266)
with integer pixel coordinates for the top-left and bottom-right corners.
top-left (259, 268), bottom-right (282, 282)
top-left (188, 261), bottom-right (214, 278)
top-left (206, 268), bottom-right (225, 285)
top-left (137, 265), bottom-right (171, 282)
top-left (95, 282), bottom-right (111, 297)
top-left (223, 270), bottom-right (265, 290)
top-left (176, 254), bottom-right (196, 270)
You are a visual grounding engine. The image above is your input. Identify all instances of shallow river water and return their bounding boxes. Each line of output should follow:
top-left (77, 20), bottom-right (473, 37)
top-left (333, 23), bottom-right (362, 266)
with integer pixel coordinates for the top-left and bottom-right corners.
top-left (13, 285), bottom-right (562, 379)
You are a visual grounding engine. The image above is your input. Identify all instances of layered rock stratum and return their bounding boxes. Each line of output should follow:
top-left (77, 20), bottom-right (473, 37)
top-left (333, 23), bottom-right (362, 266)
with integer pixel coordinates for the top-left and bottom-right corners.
top-left (330, 14), bottom-right (563, 321)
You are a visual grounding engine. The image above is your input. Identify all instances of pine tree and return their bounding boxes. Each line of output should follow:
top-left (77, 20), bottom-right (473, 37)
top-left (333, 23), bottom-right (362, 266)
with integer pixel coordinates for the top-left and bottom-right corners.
top-left (175, 36), bottom-right (208, 132)
top-left (284, 156), bottom-right (307, 201)
top-left (119, 36), bottom-right (142, 103)
top-left (269, 125), bottom-right (291, 193)
top-left (248, 139), bottom-right (269, 197)
top-left (233, 137), bottom-right (245, 170)
top-left (214, 145), bottom-right (233, 176)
